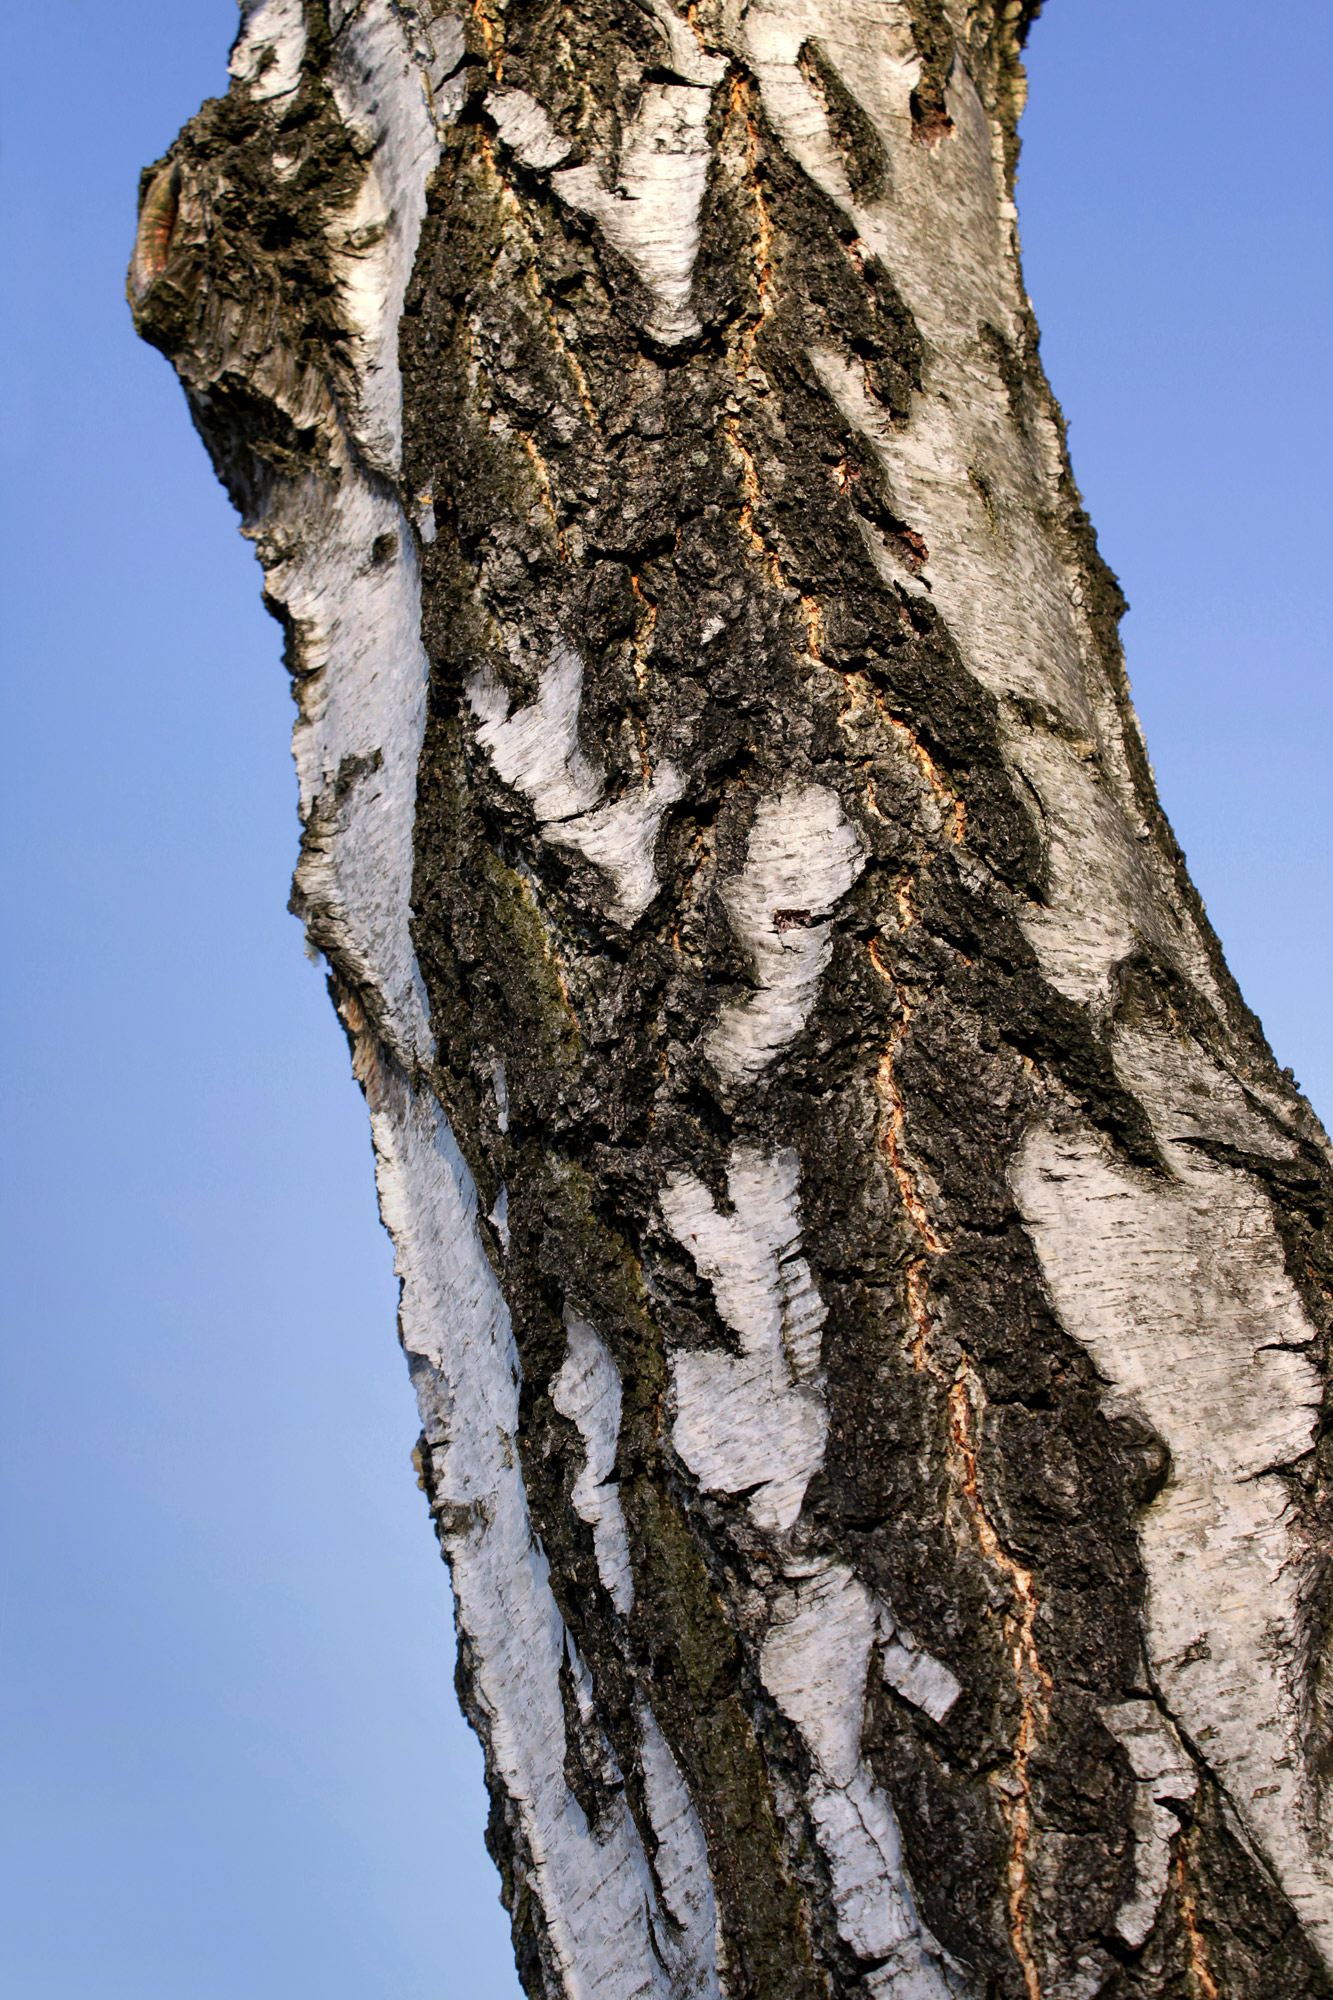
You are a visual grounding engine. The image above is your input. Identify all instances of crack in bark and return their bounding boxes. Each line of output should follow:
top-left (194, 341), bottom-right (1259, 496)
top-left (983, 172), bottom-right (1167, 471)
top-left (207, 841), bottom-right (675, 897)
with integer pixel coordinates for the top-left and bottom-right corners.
top-left (867, 925), bottom-right (1051, 1997)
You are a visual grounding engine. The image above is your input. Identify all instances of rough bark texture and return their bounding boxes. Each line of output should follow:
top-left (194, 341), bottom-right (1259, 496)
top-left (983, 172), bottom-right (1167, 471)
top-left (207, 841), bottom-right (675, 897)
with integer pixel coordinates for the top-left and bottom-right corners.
top-left (131, 4), bottom-right (1333, 1995)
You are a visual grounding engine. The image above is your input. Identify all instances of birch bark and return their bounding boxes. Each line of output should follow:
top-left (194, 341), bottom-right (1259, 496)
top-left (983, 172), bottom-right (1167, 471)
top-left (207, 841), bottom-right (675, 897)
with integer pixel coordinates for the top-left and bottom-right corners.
top-left (131, 3), bottom-right (1333, 1994)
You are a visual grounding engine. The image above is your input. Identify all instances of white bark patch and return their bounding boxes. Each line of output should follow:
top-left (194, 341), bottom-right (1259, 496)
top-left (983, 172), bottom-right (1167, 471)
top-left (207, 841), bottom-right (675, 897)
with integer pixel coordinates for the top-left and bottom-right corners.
top-left (370, 1062), bottom-right (710, 1998)
top-left (879, 1621), bottom-right (961, 1727)
top-left (708, 784), bottom-right (865, 1087)
top-left (470, 646), bottom-right (603, 820)
top-left (563, 764), bottom-right (685, 922)
top-left (551, 86), bottom-right (715, 344)
top-left (270, 437), bottom-right (434, 1069)
top-left (637, 1697), bottom-right (720, 1997)
top-left (326, 6), bottom-right (461, 476)
top-left (551, 1313), bottom-right (635, 1616)
top-left (1099, 1702), bottom-right (1197, 1950)
top-left (641, 0), bottom-right (727, 91)
top-left (468, 648), bottom-right (682, 921)
top-left (1111, 1020), bottom-right (1301, 1164)
top-left (1013, 1120), bottom-right (1333, 1963)
top-left (230, 0), bottom-right (306, 101)
top-left (485, 87), bottom-right (574, 172)
top-left (254, 6), bottom-right (458, 1068)
top-left (761, 1562), bottom-right (965, 1996)
top-left (740, 0), bottom-right (915, 224)
top-left (484, 8), bottom-right (723, 344)
top-left (661, 1145), bottom-right (828, 1533)
top-left (547, 1323), bottom-right (719, 1987)
top-left (491, 1054), bottom-right (510, 1134)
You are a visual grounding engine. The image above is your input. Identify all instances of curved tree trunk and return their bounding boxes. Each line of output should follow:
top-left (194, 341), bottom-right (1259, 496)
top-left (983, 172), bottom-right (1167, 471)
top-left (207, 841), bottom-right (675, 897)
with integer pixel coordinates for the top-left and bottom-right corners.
top-left (131, 3), bottom-right (1333, 1993)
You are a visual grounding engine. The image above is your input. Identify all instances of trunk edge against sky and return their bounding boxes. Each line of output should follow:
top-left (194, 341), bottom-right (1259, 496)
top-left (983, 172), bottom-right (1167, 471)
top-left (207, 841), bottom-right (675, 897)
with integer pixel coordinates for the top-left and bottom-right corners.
top-left (130, 3), bottom-right (1333, 1995)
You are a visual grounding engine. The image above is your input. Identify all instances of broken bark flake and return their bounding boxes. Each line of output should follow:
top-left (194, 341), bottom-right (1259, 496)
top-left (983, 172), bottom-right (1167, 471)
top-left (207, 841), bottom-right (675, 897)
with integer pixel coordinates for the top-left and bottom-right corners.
top-left (134, 4), bottom-right (1333, 1997)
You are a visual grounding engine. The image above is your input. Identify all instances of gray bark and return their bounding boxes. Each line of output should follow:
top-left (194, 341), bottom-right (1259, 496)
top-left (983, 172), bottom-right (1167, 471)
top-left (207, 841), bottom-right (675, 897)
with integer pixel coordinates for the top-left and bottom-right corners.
top-left (130, 3), bottom-right (1333, 1994)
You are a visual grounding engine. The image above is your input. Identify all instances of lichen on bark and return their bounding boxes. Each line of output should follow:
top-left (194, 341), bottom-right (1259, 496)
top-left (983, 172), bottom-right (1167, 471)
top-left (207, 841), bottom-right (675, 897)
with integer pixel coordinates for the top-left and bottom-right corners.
top-left (132, 3), bottom-right (1333, 1995)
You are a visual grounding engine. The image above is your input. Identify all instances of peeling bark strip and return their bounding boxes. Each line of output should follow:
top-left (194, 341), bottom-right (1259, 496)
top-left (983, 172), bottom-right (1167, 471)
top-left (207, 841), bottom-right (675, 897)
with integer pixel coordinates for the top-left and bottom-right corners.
top-left (131, 2), bottom-right (1333, 1993)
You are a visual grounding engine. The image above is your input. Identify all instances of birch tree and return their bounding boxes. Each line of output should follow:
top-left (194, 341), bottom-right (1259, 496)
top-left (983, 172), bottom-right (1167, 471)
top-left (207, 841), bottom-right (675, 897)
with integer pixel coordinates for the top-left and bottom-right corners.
top-left (130, 3), bottom-right (1333, 1993)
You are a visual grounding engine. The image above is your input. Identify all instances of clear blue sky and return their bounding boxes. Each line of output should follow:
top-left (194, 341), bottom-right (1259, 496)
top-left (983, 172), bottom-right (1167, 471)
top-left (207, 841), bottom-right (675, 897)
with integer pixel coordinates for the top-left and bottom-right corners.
top-left (1, 4), bottom-right (1327, 1996)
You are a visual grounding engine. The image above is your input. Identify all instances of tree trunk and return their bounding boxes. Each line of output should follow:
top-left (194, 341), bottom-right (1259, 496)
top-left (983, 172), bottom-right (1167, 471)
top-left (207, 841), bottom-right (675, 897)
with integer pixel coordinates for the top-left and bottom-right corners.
top-left (130, 3), bottom-right (1333, 1993)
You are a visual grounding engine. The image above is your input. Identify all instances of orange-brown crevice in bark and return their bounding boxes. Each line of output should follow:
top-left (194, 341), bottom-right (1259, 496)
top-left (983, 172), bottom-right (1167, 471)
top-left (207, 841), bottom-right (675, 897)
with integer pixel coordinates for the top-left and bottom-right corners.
top-left (725, 419), bottom-right (783, 586)
top-left (838, 675), bottom-right (966, 846)
top-left (949, 1364), bottom-right (1050, 2000)
top-left (895, 711), bottom-right (966, 843)
top-left (722, 418), bottom-right (825, 666)
top-left (867, 931), bottom-right (1048, 2000)
top-left (868, 938), bottom-right (943, 1258)
top-left (629, 572), bottom-right (658, 691)
top-left (519, 432), bottom-right (569, 559)
top-left (554, 332), bottom-right (600, 428)
top-left (719, 73), bottom-right (784, 604)
top-left (1176, 1847), bottom-right (1220, 1999)
top-left (728, 72), bottom-right (774, 375)
top-left (470, 0), bottom-right (504, 81)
